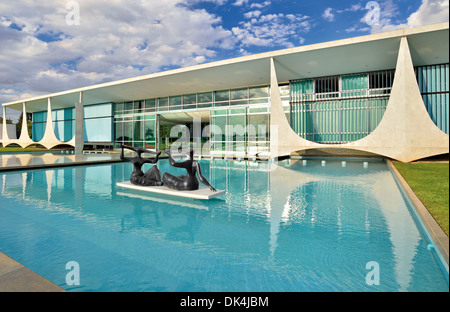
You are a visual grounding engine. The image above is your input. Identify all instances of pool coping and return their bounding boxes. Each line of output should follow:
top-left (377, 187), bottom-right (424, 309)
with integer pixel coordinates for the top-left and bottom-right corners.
top-left (386, 159), bottom-right (449, 269)
top-left (0, 252), bottom-right (65, 292)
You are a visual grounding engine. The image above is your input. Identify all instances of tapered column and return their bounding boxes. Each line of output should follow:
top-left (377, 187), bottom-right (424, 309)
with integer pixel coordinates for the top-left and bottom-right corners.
top-left (18, 102), bottom-right (34, 148)
top-left (269, 57), bottom-right (319, 158)
top-left (39, 97), bottom-right (62, 149)
top-left (346, 36), bottom-right (449, 162)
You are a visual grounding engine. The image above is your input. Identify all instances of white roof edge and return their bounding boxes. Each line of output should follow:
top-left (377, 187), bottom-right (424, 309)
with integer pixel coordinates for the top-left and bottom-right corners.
top-left (3, 22), bottom-right (448, 107)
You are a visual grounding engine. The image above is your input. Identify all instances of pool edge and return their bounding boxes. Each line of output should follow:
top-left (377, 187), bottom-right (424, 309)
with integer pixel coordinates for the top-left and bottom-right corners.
top-left (0, 251), bottom-right (65, 292)
top-left (386, 159), bottom-right (449, 271)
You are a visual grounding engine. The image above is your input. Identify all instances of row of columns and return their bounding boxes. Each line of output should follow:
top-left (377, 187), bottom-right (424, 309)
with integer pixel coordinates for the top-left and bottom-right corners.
top-left (1, 92), bottom-right (84, 154)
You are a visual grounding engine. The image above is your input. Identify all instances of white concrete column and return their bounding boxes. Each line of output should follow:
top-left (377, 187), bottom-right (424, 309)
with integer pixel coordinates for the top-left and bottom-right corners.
top-left (18, 102), bottom-right (34, 148)
top-left (74, 91), bottom-right (84, 154)
top-left (268, 38), bottom-right (449, 162)
top-left (346, 36), bottom-right (449, 162)
top-left (269, 57), bottom-right (319, 158)
top-left (39, 97), bottom-right (63, 149)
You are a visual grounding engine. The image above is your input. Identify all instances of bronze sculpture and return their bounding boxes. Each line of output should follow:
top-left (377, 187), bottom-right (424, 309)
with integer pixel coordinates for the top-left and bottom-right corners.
top-left (163, 148), bottom-right (216, 192)
top-left (120, 144), bottom-right (163, 186)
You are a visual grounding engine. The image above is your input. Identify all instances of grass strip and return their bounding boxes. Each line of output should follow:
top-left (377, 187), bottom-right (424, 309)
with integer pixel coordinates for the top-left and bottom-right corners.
top-left (393, 161), bottom-right (449, 236)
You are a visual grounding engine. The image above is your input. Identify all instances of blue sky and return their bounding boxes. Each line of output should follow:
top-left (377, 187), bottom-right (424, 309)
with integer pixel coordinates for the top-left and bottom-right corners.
top-left (0, 0), bottom-right (448, 121)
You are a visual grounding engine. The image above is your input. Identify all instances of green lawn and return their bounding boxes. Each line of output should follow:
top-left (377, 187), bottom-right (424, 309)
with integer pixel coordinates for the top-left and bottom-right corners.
top-left (0, 146), bottom-right (52, 153)
top-left (393, 161), bottom-right (449, 236)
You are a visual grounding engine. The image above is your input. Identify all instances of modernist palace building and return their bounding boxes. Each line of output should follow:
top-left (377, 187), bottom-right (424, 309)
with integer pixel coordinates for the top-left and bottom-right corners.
top-left (1, 22), bottom-right (449, 162)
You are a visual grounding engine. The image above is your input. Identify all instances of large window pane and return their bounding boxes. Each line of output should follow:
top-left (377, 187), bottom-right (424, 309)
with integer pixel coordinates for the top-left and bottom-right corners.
top-left (183, 94), bottom-right (196, 104)
top-left (114, 102), bottom-right (124, 113)
top-left (115, 122), bottom-right (124, 142)
top-left (124, 101), bottom-right (133, 112)
top-left (134, 100), bottom-right (144, 113)
top-left (228, 114), bottom-right (246, 153)
top-left (133, 117), bottom-right (143, 142)
top-left (211, 115), bottom-right (226, 143)
top-left (158, 97), bottom-right (169, 111)
top-left (250, 86), bottom-right (269, 98)
top-left (84, 118), bottom-right (113, 142)
top-left (198, 92), bottom-right (213, 103)
top-left (144, 119), bottom-right (156, 141)
top-left (230, 88), bottom-right (248, 100)
top-left (169, 96), bottom-right (182, 110)
top-left (123, 121), bottom-right (133, 142)
top-left (248, 113), bottom-right (269, 142)
top-left (145, 99), bottom-right (156, 111)
top-left (214, 90), bottom-right (229, 102)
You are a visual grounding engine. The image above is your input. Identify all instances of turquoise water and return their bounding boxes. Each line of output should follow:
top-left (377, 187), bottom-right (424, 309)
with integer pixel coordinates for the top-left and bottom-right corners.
top-left (0, 158), bottom-right (448, 292)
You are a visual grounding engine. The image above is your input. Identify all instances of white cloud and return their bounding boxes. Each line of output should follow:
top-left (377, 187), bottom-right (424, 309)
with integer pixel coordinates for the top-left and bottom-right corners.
top-left (322, 8), bottom-right (335, 21)
top-left (348, 0), bottom-right (448, 34)
top-left (0, 0), bottom-right (236, 107)
top-left (250, 1), bottom-right (271, 9)
top-left (0, 0), bottom-right (316, 111)
top-left (350, 4), bottom-right (363, 12)
top-left (233, 13), bottom-right (311, 49)
top-left (233, 0), bottom-right (249, 6)
top-left (244, 10), bottom-right (262, 19)
top-left (407, 0), bottom-right (449, 26)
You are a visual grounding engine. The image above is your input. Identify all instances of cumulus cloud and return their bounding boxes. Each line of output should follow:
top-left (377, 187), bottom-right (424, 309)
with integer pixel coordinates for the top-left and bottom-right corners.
top-left (0, 0), bottom-right (237, 109)
top-left (407, 0), bottom-right (449, 26)
top-left (235, 12), bottom-right (311, 50)
top-left (363, 0), bottom-right (449, 33)
top-left (0, 0), bottom-right (314, 116)
top-left (343, 0), bottom-right (449, 34)
top-left (322, 8), bottom-right (335, 21)
top-left (250, 1), bottom-right (271, 9)
top-left (233, 0), bottom-right (249, 6)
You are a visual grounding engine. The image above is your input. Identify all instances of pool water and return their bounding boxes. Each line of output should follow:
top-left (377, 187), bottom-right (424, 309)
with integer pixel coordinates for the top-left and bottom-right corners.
top-left (0, 158), bottom-right (448, 292)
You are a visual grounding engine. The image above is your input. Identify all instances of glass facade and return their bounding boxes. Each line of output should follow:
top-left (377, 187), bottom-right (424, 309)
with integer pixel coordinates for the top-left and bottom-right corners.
top-left (113, 85), bottom-right (271, 155)
top-left (84, 103), bottom-right (114, 142)
top-left (289, 70), bottom-right (394, 143)
top-left (415, 63), bottom-right (449, 135)
top-left (114, 108), bottom-right (157, 149)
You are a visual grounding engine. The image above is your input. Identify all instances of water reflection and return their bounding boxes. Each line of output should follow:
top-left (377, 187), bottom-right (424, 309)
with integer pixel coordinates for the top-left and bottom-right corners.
top-left (0, 158), bottom-right (442, 291)
top-left (0, 152), bottom-right (117, 169)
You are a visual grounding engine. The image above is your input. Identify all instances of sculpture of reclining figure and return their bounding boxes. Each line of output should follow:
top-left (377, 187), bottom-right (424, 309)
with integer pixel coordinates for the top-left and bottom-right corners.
top-left (120, 144), bottom-right (163, 186)
top-left (163, 148), bottom-right (216, 192)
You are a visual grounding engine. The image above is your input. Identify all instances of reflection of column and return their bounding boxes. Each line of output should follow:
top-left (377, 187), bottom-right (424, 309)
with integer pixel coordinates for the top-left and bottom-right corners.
top-left (2, 175), bottom-right (6, 193)
top-left (372, 173), bottom-right (420, 291)
top-left (22, 172), bottom-right (27, 199)
top-left (45, 170), bottom-right (54, 202)
top-left (75, 91), bottom-right (84, 154)
top-left (75, 166), bottom-right (85, 209)
top-left (268, 163), bottom-right (321, 259)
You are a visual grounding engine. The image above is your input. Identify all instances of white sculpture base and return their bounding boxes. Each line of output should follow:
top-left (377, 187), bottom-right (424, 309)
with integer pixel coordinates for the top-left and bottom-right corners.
top-left (116, 181), bottom-right (225, 200)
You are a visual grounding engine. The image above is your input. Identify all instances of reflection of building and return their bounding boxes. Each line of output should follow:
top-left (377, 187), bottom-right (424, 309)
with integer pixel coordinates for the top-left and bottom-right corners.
top-left (1, 23), bottom-right (449, 162)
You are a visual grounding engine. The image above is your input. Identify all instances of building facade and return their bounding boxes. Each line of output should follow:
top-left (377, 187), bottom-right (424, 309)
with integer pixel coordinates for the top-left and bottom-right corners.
top-left (1, 23), bottom-right (449, 162)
